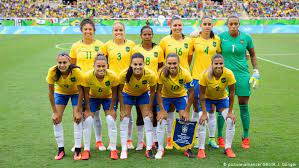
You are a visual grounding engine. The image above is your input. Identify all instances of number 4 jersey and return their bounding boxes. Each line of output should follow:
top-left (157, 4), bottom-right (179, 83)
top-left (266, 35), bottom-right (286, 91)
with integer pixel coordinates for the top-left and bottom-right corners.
top-left (70, 40), bottom-right (104, 73)
top-left (191, 35), bottom-right (221, 80)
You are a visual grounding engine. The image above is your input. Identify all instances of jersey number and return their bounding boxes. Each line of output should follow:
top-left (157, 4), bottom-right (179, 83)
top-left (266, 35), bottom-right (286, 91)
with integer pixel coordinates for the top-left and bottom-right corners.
top-left (117, 53), bottom-right (122, 60)
top-left (145, 57), bottom-right (150, 65)
top-left (86, 51), bottom-right (92, 59)
top-left (175, 48), bottom-right (182, 56)
top-left (204, 47), bottom-right (209, 54)
top-left (171, 85), bottom-right (179, 91)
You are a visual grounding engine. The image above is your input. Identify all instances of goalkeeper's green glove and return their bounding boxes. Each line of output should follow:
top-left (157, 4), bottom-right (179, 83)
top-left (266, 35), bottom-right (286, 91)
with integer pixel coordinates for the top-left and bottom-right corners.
top-left (249, 69), bottom-right (260, 89)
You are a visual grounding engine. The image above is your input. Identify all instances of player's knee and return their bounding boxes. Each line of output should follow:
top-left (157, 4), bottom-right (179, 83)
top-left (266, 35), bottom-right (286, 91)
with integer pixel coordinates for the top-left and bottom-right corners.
top-left (226, 118), bottom-right (235, 130)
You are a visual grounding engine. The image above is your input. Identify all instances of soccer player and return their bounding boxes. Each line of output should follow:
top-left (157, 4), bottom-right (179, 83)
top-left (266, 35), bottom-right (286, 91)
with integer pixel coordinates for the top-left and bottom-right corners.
top-left (102, 22), bottom-right (136, 150)
top-left (79, 55), bottom-right (119, 160)
top-left (217, 15), bottom-right (260, 149)
top-left (132, 25), bottom-right (164, 151)
top-left (70, 18), bottom-right (106, 151)
top-left (197, 54), bottom-right (236, 158)
top-left (159, 15), bottom-right (194, 150)
top-left (155, 53), bottom-right (195, 159)
top-left (118, 53), bottom-right (157, 159)
top-left (47, 53), bottom-right (83, 160)
top-left (191, 16), bottom-right (221, 149)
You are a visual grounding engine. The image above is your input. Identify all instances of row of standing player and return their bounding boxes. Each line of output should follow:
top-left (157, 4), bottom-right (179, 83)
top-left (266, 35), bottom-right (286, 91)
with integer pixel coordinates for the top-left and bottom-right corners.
top-left (47, 15), bottom-right (260, 160)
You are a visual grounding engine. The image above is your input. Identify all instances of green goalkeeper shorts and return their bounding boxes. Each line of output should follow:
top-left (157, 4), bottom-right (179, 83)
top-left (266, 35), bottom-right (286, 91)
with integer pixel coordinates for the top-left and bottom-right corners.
top-left (234, 73), bottom-right (251, 97)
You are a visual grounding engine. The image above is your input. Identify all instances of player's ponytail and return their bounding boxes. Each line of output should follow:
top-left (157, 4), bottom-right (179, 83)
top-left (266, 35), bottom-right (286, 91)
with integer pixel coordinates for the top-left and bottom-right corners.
top-left (163, 53), bottom-right (180, 78)
top-left (126, 53), bottom-right (145, 83)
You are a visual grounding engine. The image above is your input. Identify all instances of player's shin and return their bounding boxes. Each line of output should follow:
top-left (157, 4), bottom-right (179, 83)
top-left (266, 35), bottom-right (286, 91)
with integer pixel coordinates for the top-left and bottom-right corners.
top-left (144, 117), bottom-right (153, 150)
top-left (106, 115), bottom-right (117, 150)
top-left (83, 116), bottom-right (93, 151)
top-left (54, 122), bottom-right (64, 148)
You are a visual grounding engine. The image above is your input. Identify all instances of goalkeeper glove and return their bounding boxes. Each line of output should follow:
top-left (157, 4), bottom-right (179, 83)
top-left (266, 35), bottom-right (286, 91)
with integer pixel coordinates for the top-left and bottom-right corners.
top-left (249, 69), bottom-right (260, 89)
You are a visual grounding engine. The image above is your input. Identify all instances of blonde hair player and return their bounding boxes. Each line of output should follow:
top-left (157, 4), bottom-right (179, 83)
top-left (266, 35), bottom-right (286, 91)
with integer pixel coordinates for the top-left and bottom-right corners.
top-left (102, 22), bottom-right (136, 150)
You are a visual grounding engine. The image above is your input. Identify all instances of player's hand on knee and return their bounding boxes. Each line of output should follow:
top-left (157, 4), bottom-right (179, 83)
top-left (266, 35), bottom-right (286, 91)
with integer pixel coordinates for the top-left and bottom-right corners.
top-left (120, 111), bottom-right (127, 121)
top-left (199, 113), bottom-right (208, 125)
top-left (181, 110), bottom-right (189, 122)
top-left (157, 110), bottom-right (167, 123)
top-left (250, 69), bottom-right (260, 89)
top-left (108, 110), bottom-right (117, 120)
top-left (226, 112), bottom-right (236, 123)
top-left (74, 112), bottom-right (82, 124)
top-left (52, 113), bottom-right (60, 125)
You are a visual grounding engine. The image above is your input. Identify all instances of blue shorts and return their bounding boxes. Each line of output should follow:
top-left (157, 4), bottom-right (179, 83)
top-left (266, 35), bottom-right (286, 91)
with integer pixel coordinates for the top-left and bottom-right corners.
top-left (90, 98), bottom-right (116, 112)
top-left (205, 97), bottom-right (229, 112)
top-left (157, 96), bottom-right (187, 112)
top-left (54, 93), bottom-right (78, 106)
top-left (122, 92), bottom-right (150, 105)
top-left (192, 79), bottom-right (200, 99)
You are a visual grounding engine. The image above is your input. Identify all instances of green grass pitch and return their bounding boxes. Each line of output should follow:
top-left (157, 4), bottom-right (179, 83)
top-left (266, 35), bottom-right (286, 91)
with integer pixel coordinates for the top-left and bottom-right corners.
top-left (0, 34), bottom-right (298, 168)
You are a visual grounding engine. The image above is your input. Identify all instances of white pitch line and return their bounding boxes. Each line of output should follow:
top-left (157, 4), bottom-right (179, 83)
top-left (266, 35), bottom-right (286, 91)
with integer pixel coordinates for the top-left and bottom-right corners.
top-left (55, 43), bottom-right (72, 50)
top-left (257, 56), bottom-right (299, 71)
top-left (260, 53), bottom-right (298, 56)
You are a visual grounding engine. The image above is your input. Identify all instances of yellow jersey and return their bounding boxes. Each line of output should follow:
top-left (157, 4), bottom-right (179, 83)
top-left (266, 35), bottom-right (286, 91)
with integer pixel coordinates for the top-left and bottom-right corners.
top-left (119, 67), bottom-right (157, 96)
top-left (132, 44), bottom-right (164, 74)
top-left (158, 67), bottom-right (193, 98)
top-left (70, 40), bottom-right (104, 73)
top-left (82, 69), bottom-right (119, 98)
top-left (46, 66), bottom-right (83, 95)
top-left (102, 40), bottom-right (135, 75)
top-left (199, 68), bottom-right (236, 100)
top-left (192, 35), bottom-right (221, 80)
top-left (159, 35), bottom-right (193, 70)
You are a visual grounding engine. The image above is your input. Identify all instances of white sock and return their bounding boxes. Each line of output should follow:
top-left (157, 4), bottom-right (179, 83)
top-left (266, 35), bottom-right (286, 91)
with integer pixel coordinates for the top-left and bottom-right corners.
top-left (93, 110), bottom-right (102, 142)
top-left (53, 123), bottom-right (64, 147)
top-left (157, 119), bottom-right (167, 151)
top-left (167, 112), bottom-right (174, 137)
top-left (197, 112), bottom-right (206, 149)
top-left (192, 111), bottom-right (200, 139)
top-left (106, 115), bottom-right (117, 150)
top-left (208, 112), bottom-right (216, 138)
top-left (83, 116), bottom-right (93, 151)
top-left (144, 117), bottom-right (153, 150)
top-left (120, 117), bottom-right (129, 151)
top-left (152, 127), bottom-right (157, 142)
top-left (137, 125), bottom-right (144, 143)
top-left (221, 109), bottom-right (235, 149)
top-left (128, 115), bottom-right (133, 140)
top-left (74, 121), bottom-right (82, 148)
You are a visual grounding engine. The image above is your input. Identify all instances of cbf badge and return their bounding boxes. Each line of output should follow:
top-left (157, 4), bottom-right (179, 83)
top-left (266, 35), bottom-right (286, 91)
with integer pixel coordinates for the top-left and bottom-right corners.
top-left (171, 118), bottom-right (198, 150)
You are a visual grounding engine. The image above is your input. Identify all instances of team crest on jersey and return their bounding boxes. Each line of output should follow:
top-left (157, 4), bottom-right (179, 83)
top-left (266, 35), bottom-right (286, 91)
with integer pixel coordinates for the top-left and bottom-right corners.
top-left (240, 40), bottom-right (244, 44)
top-left (105, 81), bottom-right (110, 86)
top-left (70, 77), bottom-right (76, 82)
top-left (95, 46), bottom-right (99, 51)
top-left (126, 47), bottom-right (130, 52)
top-left (221, 77), bottom-right (227, 83)
top-left (98, 88), bottom-right (103, 92)
top-left (154, 52), bottom-right (158, 57)
top-left (184, 43), bottom-right (188, 49)
top-left (179, 79), bottom-right (184, 84)
top-left (64, 84), bottom-right (69, 88)
top-left (213, 42), bottom-right (216, 47)
top-left (142, 80), bottom-right (147, 84)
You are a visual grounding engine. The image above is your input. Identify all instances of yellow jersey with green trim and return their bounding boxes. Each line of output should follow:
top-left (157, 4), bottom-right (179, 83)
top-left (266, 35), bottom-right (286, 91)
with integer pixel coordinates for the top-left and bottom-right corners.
top-left (46, 66), bottom-right (83, 95)
top-left (158, 67), bottom-right (193, 98)
top-left (82, 69), bottom-right (119, 98)
top-left (102, 40), bottom-right (135, 75)
top-left (70, 40), bottom-right (104, 73)
top-left (192, 35), bottom-right (221, 80)
top-left (159, 35), bottom-right (193, 71)
top-left (119, 67), bottom-right (157, 96)
top-left (199, 67), bottom-right (236, 100)
top-left (132, 44), bottom-right (164, 74)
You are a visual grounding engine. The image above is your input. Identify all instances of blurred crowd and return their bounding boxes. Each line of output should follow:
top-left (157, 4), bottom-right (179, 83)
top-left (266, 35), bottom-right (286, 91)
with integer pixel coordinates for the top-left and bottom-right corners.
top-left (0, 0), bottom-right (298, 18)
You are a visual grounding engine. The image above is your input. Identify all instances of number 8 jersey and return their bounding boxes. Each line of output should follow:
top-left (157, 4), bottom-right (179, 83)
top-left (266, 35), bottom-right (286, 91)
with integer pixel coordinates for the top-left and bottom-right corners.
top-left (132, 44), bottom-right (164, 75)
top-left (159, 35), bottom-right (193, 71)
top-left (70, 40), bottom-right (104, 73)
top-left (102, 39), bottom-right (135, 75)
